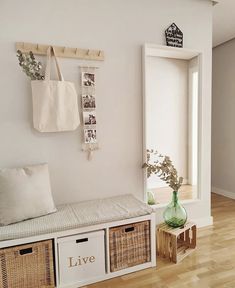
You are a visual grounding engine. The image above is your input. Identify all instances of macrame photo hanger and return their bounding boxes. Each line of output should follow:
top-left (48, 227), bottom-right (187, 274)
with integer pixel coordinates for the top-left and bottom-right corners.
top-left (79, 66), bottom-right (99, 160)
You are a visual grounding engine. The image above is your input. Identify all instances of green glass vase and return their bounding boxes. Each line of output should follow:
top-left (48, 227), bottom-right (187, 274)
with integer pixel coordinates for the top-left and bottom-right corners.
top-left (163, 191), bottom-right (187, 228)
top-left (147, 191), bottom-right (156, 205)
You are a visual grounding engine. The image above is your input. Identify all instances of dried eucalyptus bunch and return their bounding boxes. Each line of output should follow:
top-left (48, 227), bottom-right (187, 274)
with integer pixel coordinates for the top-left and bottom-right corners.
top-left (142, 149), bottom-right (183, 192)
top-left (16, 50), bottom-right (44, 80)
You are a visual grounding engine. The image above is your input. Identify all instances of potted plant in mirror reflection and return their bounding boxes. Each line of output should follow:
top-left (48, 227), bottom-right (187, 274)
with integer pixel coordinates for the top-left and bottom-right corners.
top-left (142, 149), bottom-right (187, 228)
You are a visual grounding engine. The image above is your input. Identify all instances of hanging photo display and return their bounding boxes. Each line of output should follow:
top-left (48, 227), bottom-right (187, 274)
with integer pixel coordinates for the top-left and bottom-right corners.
top-left (80, 66), bottom-right (99, 160)
top-left (84, 129), bottom-right (97, 144)
top-left (82, 94), bottom-right (96, 109)
top-left (83, 111), bottom-right (97, 126)
top-left (81, 72), bottom-right (95, 87)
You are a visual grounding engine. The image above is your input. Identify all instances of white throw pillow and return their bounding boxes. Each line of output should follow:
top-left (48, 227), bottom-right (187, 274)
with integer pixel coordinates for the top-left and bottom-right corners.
top-left (0, 163), bottom-right (57, 226)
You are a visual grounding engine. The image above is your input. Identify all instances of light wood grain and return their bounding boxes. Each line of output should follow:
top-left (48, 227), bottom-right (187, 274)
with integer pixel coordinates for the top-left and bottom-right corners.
top-left (16, 42), bottom-right (104, 61)
top-left (85, 193), bottom-right (235, 288)
top-left (157, 222), bottom-right (197, 263)
top-left (151, 184), bottom-right (198, 204)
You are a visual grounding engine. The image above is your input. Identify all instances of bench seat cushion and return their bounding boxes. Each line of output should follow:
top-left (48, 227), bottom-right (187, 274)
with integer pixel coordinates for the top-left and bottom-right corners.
top-left (0, 194), bottom-right (153, 241)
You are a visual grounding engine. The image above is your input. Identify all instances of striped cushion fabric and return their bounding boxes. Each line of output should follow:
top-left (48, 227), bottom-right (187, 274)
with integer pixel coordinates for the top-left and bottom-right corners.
top-left (0, 194), bottom-right (153, 241)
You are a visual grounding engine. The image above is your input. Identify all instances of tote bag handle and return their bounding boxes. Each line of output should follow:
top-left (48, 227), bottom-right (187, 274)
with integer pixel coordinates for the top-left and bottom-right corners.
top-left (45, 46), bottom-right (64, 81)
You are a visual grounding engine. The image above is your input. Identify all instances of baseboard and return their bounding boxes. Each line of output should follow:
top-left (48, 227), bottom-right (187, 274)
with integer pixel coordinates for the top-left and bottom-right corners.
top-left (191, 216), bottom-right (213, 228)
top-left (212, 186), bottom-right (235, 200)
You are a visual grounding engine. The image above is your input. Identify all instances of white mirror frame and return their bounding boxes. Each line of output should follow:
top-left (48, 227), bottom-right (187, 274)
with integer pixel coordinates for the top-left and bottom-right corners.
top-left (142, 43), bottom-right (203, 206)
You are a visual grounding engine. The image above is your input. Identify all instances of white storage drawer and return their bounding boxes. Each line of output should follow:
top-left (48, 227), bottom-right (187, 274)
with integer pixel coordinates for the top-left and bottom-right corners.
top-left (58, 230), bottom-right (105, 286)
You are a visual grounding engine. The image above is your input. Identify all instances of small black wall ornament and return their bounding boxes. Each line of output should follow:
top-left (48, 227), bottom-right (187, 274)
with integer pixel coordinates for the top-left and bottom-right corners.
top-left (165, 23), bottom-right (183, 48)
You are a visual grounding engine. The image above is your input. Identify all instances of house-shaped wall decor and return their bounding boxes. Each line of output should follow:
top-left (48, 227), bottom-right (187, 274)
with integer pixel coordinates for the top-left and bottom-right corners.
top-left (165, 23), bottom-right (183, 48)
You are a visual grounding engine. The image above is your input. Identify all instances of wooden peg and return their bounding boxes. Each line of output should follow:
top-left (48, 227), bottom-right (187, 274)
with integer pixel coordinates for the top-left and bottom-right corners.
top-left (15, 42), bottom-right (104, 61)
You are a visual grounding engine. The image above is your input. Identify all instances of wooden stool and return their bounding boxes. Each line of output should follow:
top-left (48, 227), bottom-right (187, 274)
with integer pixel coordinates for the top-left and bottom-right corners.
top-left (157, 222), bottom-right (196, 263)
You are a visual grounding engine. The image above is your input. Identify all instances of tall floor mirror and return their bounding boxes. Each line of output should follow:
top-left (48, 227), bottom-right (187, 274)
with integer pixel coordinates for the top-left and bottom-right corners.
top-left (143, 44), bottom-right (201, 205)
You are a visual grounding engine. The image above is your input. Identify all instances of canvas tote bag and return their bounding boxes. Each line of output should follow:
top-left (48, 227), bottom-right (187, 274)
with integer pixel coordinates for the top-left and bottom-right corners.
top-left (31, 46), bottom-right (80, 132)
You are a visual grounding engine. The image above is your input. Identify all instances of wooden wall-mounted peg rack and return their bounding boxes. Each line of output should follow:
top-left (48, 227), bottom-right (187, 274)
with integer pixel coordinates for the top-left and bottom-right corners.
top-left (15, 42), bottom-right (104, 61)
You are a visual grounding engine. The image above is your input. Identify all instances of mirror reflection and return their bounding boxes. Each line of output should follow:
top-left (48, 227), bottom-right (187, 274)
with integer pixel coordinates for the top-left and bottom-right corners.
top-left (144, 47), bottom-right (200, 205)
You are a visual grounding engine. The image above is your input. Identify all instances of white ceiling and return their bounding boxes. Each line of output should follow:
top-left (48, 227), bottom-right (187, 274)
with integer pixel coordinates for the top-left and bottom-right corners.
top-left (213, 0), bottom-right (235, 47)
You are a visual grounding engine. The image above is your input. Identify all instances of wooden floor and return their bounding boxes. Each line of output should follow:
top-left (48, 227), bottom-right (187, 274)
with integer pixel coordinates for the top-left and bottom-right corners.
top-left (151, 184), bottom-right (198, 204)
top-left (86, 193), bottom-right (235, 288)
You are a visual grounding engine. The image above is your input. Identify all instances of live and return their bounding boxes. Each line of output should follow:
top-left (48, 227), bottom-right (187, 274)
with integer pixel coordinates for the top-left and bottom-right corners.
top-left (68, 256), bottom-right (96, 267)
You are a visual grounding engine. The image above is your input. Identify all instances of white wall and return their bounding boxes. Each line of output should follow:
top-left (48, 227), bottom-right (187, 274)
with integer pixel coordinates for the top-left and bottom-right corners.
top-left (212, 39), bottom-right (235, 198)
top-left (0, 0), bottom-right (212, 226)
top-left (146, 57), bottom-right (188, 188)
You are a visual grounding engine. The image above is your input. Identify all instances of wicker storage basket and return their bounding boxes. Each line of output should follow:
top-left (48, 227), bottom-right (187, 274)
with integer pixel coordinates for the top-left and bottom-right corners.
top-left (0, 239), bottom-right (55, 288)
top-left (109, 220), bottom-right (151, 272)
